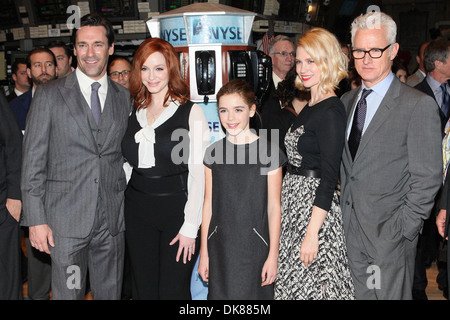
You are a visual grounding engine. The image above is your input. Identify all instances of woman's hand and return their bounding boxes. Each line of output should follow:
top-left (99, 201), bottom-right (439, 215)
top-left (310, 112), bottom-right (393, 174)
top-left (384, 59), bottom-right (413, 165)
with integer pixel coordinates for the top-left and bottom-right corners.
top-left (170, 233), bottom-right (196, 264)
top-left (300, 232), bottom-right (319, 268)
top-left (198, 252), bottom-right (209, 282)
top-left (261, 256), bottom-right (277, 287)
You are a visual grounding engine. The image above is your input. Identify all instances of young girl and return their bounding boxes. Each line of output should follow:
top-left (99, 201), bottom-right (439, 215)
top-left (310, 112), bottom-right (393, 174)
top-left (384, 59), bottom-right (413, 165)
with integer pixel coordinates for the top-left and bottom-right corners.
top-left (198, 79), bottom-right (286, 300)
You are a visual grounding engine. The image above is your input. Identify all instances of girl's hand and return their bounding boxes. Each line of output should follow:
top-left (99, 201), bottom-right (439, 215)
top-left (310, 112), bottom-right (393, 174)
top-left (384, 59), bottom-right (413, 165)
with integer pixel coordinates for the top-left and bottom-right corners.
top-left (261, 256), bottom-right (278, 286)
top-left (170, 233), bottom-right (196, 264)
top-left (300, 232), bottom-right (319, 268)
top-left (198, 252), bottom-right (209, 282)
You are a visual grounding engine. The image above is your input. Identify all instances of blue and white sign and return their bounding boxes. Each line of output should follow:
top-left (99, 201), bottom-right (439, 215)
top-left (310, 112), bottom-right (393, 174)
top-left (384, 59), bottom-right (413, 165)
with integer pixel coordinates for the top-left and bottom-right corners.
top-left (159, 17), bottom-right (188, 45)
top-left (186, 15), bottom-right (245, 44)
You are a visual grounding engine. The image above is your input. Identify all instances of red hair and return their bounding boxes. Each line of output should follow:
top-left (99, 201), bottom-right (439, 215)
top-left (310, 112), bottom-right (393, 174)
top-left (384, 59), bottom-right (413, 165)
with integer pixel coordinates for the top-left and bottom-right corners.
top-left (129, 37), bottom-right (189, 110)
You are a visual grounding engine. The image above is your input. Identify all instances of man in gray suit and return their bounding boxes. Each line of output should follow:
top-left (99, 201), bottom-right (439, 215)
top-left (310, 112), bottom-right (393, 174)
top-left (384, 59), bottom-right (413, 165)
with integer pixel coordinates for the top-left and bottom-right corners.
top-left (21, 14), bottom-right (130, 299)
top-left (340, 11), bottom-right (442, 300)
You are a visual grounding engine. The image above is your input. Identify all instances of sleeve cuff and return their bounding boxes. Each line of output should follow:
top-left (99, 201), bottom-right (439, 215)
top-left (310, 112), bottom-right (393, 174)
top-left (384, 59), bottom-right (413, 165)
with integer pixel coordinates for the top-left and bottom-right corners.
top-left (179, 222), bottom-right (200, 239)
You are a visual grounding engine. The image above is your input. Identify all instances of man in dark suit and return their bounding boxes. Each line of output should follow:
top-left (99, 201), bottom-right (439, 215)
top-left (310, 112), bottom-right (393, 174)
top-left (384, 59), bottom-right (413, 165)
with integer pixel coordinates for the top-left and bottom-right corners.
top-left (0, 92), bottom-right (23, 299)
top-left (340, 11), bottom-right (442, 300)
top-left (21, 14), bottom-right (130, 300)
top-left (259, 35), bottom-right (295, 131)
top-left (7, 58), bottom-right (31, 102)
top-left (9, 48), bottom-right (57, 131)
top-left (413, 38), bottom-right (450, 300)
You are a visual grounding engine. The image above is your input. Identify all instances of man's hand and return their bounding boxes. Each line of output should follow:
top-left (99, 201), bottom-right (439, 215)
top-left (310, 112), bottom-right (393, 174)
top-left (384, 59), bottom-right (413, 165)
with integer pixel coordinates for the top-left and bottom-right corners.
top-left (6, 198), bottom-right (21, 222)
top-left (436, 209), bottom-right (448, 240)
top-left (29, 224), bottom-right (55, 254)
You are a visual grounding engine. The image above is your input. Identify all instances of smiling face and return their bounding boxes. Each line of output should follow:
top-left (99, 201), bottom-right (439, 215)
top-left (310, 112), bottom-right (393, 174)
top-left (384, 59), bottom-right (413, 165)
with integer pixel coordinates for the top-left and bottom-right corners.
top-left (140, 51), bottom-right (170, 99)
top-left (296, 46), bottom-right (321, 91)
top-left (218, 93), bottom-right (256, 141)
top-left (352, 27), bottom-right (399, 88)
top-left (74, 26), bottom-right (114, 80)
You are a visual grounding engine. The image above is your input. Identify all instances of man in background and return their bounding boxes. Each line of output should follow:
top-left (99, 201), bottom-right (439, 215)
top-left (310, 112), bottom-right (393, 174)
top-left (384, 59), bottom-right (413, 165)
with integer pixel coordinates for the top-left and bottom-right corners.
top-left (406, 41), bottom-right (429, 87)
top-left (47, 40), bottom-right (74, 78)
top-left (0, 92), bottom-right (23, 300)
top-left (108, 56), bottom-right (131, 89)
top-left (9, 48), bottom-right (57, 131)
top-left (7, 58), bottom-right (31, 102)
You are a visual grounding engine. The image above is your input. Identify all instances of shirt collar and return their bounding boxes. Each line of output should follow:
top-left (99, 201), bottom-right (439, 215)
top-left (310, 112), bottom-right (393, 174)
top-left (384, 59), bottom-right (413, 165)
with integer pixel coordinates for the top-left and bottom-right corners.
top-left (361, 72), bottom-right (394, 98)
top-left (75, 67), bottom-right (108, 90)
top-left (426, 73), bottom-right (445, 92)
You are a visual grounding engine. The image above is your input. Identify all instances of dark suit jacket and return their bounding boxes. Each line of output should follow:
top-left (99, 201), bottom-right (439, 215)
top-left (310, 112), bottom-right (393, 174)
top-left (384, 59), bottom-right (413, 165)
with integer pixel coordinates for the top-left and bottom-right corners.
top-left (9, 90), bottom-right (32, 131)
top-left (415, 78), bottom-right (448, 130)
top-left (0, 92), bottom-right (22, 210)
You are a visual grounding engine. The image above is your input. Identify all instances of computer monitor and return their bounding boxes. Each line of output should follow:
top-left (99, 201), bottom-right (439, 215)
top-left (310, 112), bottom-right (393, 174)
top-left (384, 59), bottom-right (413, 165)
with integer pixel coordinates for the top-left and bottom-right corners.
top-left (33, 0), bottom-right (71, 24)
top-left (0, 0), bottom-right (22, 28)
top-left (93, 0), bottom-right (138, 22)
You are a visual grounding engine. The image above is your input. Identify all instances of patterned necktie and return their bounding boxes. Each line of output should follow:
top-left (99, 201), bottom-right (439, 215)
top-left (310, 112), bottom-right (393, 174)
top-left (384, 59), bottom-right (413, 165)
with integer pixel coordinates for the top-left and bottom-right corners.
top-left (440, 82), bottom-right (450, 119)
top-left (91, 82), bottom-right (101, 125)
top-left (348, 89), bottom-right (373, 160)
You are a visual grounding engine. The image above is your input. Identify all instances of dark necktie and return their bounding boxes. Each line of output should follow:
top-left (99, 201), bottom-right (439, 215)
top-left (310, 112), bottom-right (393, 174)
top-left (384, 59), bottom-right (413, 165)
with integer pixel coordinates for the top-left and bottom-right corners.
top-left (348, 88), bottom-right (372, 160)
top-left (440, 83), bottom-right (450, 119)
top-left (91, 82), bottom-right (101, 125)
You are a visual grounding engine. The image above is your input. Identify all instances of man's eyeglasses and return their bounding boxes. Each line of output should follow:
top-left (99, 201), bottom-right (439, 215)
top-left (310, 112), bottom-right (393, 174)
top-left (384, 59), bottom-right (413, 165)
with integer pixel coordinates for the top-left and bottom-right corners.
top-left (351, 44), bottom-right (392, 59)
top-left (272, 51), bottom-right (295, 58)
top-left (110, 70), bottom-right (130, 78)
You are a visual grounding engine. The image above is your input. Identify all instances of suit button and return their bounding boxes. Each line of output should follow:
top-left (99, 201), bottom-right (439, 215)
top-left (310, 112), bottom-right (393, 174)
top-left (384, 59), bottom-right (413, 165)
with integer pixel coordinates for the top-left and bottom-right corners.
top-left (345, 201), bottom-right (350, 205)
top-left (350, 176), bottom-right (355, 181)
top-left (99, 154), bottom-right (102, 158)
top-left (94, 178), bottom-right (99, 183)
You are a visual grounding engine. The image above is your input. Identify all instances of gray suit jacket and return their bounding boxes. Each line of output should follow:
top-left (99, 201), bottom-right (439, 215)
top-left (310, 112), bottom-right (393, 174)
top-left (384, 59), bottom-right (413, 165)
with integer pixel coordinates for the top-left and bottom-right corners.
top-left (406, 69), bottom-right (425, 87)
top-left (21, 72), bottom-right (130, 238)
top-left (340, 77), bottom-right (442, 297)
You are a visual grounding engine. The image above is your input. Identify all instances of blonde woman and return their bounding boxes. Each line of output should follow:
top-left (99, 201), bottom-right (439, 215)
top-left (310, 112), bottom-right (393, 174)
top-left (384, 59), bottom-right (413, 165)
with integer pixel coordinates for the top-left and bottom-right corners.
top-left (275, 27), bottom-right (354, 300)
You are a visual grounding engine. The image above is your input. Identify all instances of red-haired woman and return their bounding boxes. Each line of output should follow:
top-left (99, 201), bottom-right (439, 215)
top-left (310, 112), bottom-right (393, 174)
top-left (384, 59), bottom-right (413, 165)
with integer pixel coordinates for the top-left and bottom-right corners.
top-left (121, 37), bottom-right (210, 299)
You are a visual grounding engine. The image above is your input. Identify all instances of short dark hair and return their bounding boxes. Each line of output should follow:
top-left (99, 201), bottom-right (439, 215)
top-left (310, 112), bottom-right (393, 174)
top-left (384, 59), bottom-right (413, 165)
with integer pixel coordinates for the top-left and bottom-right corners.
top-left (71, 13), bottom-right (115, 47)
top-left (26, 48), bottom-right (57, 69)
top-left (12, 58), bottom-right (27, 75)
top-left (47, 40), bottom-right (72, 58)
top-left (424, 38), bottom-right (450, 73)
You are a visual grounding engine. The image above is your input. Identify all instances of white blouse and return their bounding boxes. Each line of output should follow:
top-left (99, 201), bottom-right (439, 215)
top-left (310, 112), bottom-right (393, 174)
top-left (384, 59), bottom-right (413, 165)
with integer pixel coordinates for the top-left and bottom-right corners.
top-left (133, 100), bottom-right (211, 238)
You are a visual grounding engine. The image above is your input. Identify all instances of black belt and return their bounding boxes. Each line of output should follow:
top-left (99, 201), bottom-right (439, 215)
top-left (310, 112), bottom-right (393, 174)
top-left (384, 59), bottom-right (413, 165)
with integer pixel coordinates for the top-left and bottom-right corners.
top-left (286, 164), bottom-right (321, 178)
top-left (133, 169), bottom-right (188, 179)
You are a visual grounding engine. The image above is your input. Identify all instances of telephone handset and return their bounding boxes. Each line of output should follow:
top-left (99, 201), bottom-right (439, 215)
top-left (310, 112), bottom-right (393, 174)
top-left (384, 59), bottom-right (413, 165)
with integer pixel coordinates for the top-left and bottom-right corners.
top-left (195, 50), bottom-right (216, 97)
top-left (227, 50), bottom-right (253, 88)
top-left (250, 50), bottom-right (272, 104)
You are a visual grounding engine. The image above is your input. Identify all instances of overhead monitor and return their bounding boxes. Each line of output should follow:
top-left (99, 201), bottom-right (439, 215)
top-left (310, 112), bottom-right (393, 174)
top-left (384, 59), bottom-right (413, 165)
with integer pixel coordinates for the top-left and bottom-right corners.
top-left (34, 0), bottom-right (71, 24)
top-left (93, 0), bottom-right (138, 22)
top-left (0, 0), bottom-right (22, 28)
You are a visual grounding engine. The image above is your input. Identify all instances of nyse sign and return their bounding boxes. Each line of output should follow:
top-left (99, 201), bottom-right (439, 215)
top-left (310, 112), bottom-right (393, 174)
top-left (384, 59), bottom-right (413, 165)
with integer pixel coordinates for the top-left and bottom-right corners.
top-left (160, 15), bottom-right (246, 45)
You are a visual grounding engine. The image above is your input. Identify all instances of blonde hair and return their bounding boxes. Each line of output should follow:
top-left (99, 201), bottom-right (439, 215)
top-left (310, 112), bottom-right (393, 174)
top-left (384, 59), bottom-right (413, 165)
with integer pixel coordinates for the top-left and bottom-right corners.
top-left (295, 27), bottom-right (348, 93)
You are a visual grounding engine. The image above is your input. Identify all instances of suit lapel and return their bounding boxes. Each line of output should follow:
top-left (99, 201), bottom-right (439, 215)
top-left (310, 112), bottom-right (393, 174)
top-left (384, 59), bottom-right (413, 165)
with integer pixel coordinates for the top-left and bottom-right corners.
top-left (343, 89), bottom-right (360, 163)
top-left (59, 73), bottom-right (98, 150)
top-left (101, 79), bottom-right (120, 148)
top-left (353, 78), bottom-right (401, 162)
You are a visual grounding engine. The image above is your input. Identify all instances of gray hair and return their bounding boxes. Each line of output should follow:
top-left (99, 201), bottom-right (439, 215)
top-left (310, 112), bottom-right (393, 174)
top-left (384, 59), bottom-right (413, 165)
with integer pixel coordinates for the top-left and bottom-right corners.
top-left (424, 38), bottom-right (450, 73)
top-left (269, 35), bottom-right (294, 54)
top-left (350, 12), bottom-right (397, 47)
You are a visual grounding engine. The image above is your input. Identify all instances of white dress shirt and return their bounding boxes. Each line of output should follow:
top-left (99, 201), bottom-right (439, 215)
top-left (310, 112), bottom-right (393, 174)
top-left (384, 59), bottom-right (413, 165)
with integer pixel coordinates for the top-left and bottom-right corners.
top-left (75, 68), bottom-right (108, 111)
top-left (134, 100), bottom-right (211, 238)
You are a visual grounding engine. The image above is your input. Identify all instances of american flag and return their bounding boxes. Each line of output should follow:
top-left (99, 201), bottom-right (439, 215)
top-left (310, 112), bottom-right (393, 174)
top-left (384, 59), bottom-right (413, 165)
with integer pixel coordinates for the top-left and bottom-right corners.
top-left (261, 19), bottom-right (274, 55)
